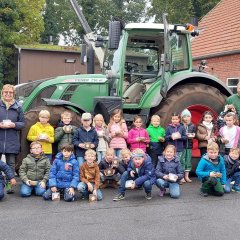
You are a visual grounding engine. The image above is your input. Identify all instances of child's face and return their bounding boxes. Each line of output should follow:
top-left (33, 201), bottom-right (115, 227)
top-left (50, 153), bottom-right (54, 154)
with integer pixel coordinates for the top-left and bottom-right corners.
top-left (95, 118), bottom-right (103, 127)
top-left (164, 148), bottom-right (175, 160)
top-left (39, 116), bottom-right (49, 125)
top-left (203, 114), bottom-right (213, 123)
top-left (113, 113), bottom-right (121, 123)
top-left (30, 144), bottom-right (42, 155)
top-left (225, 116), bottom-right (235, 127)
top-left (134, 118), bottom-right (142, 128)
top-left (121, 153), bottom-right (131, 163)
top-left (133, 157), bottom-right (144, 167)
top-left (82, 119), bottom-right (92, 128)
top-left (62, 116), bottom-right (72, 125)
top-left (171, 116), bottom-right (180, 125)
top-left (105, 152), bottom-right (115, 162)
top-left (151, 118), bottom-right (160, 127)
top-left (85, 153), bottom-right (96, 164)
top-left (182, 115), bottom-right (191, 124)
top-left (62, 149), bottom-right (73, 159)
top-left (207, 149), bottom-right (219, 159)
top-left (229, 151), bottom-right (239, 160)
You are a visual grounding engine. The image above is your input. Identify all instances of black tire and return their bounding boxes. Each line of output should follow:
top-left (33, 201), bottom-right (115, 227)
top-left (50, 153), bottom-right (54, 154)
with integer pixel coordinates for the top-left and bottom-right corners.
top-left (153, 83), bottom-right (227, 127)
top-left (16, 106), bottom-right (81, 170)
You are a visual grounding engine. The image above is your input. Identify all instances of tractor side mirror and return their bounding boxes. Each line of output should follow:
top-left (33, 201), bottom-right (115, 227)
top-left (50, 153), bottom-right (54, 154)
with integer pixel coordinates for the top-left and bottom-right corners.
top-left (108, 21), bottom-right (121, 49)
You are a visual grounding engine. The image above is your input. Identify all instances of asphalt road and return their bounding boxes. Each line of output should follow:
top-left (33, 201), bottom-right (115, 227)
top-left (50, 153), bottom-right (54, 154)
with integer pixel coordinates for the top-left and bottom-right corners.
top-left (1, 178), bottom-right (240, 240)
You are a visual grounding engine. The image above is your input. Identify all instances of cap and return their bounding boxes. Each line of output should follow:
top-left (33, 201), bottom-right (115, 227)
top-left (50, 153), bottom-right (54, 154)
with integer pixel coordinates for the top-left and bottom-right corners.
top-left (181, 109), bottom-right (191, 118)
top-left (82, 112), bottom-right (92, 120)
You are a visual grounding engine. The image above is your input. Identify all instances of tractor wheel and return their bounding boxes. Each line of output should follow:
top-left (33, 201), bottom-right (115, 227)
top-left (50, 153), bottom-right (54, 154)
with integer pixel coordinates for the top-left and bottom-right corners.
top-left (16, 106), bottom-right (82, 170)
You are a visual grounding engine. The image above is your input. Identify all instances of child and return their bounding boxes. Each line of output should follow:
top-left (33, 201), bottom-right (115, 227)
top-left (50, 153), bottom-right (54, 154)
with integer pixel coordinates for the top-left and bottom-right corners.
top-left (72, 112), bottom-right (99, 166)
top-left (155, 145), bottom-right (184, 198)
top-left (0, 160), bottom-right (16, 200)
top-left (113, 148), bottom-right (155, 201)
top-left (54, 111), bottom-right (78, 152)
top-left (27, 110), bottom-right (54, 162)
top-left (118, 148), bottom-right (132, 174)
top-left (196, 142), bottom-right (226, 197)
top-left (196, 111), bottom-right (218, 156)
top-left (219, 112), bottom-right (240, 155)
top-left (217, 104), bottom-right (238, 129)
top-left (43, 144), bottom-right (79, 202)
top-left (165, 112), bottom-right (187, 159)
top-left (77, 149), bottom-right (103, 201)
top-left (146, 115), bottom-right (165, 167)
top-left (108, 109), bottom-right (128, 158)
top-left (127, 116), bottom-right (150, 152)
top-left (180, 109), bottom-right (196, 183)
top-left (19, 141), bottom-right (51, 197)
top-left (98, 148), bottom-right (121, 188)
top-left (93, 114), bottom-right (109, 163)
top-left (224, 148), bottom-right (240, 193)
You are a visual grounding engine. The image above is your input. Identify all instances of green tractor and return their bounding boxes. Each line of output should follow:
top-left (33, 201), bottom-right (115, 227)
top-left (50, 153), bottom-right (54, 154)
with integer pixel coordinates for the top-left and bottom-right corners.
top-left (15, 0), bottom-right (231, 169)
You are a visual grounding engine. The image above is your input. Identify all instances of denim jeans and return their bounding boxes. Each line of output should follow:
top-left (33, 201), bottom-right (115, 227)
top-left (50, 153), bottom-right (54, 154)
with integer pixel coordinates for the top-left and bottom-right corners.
top-left (114, 149), bottom-right (121, 158)
top-left (20, 182), bottom-right (46, 197)
top-left (100, 172), bottom-right (121, 182)
top-left (97, 151), bottom-right (106, 164)
top-left (77, 182), bottom-right (103, 201)
top-left (156, 178), bottom-right (180, 198)
top-left (224, 172), bottom-right (240, 193)
top-left (0, 183), bottom-right (4, 200)
top-left (119, 171), bottom-right (152, 194)
top-left (77, 157), bottom-right (85, 167)
top-left (0, 153), bottom-right (15, 180)
top-left (43, 187), bottom-right (75, 202)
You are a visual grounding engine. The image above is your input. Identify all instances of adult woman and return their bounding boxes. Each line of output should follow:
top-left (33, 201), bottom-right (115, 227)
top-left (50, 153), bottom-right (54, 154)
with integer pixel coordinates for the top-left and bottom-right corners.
top-left (0, 84), bottom-right (25, 193)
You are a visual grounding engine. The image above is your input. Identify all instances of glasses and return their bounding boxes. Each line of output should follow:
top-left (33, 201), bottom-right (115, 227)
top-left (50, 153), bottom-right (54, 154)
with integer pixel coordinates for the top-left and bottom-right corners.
top-left (3, 91), bottom-right (14, 94)
top-left (31, 147), bottom-right (42, 150)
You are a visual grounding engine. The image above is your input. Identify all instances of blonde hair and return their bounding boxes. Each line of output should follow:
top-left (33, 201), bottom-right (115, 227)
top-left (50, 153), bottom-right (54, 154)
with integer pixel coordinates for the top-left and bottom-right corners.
top-left (1, 84), bottom-right (16, 97)
top-left (229, 147), bottom-right (240, 155)
top-left (120, 148), bottom-right (131, 157)
top-left (163, 145), bottom-right (176, 155)
top-left (108, 109), bottom-right (124, 129)
top-left (39, 110), bottom-right (50, 118)
top-left (151, 115), bottom-right (160, 122)
top-left (30, 141), bottom-right (42, 149)
top-left (85, 149), bottom-right (97, 157)
top-left (61, 111), bottom-right (72, 118)
top-left (106, 148), bottom-right (115, 155)
top-left (207, 142), bottom-right (219, 151)
top-left (93, 114), bottom-right (107, 128)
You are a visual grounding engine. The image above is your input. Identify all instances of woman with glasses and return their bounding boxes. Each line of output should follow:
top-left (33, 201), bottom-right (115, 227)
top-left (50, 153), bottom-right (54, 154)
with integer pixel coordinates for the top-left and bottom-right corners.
top-left (0, 84), bottom-right (25, 193)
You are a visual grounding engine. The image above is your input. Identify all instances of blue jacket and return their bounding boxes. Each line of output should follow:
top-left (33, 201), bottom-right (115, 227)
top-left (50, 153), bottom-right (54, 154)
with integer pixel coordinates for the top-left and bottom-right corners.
top-left (72, 126), bottom-right (99, 157)
top-left (155, 155), bottom-right (184, 181)
top-left (0, 160), bottom-right (14, 184)
top-left (127, 154), bottom-right (156, 187)
top-left (165, 124), bottom-right (187, 152)
top-left (0, 100), bottom-right (25, 154)
top-left (49, 153), bottom-right (79, 189)
top-left (196, 154), bottom-right (227, 184)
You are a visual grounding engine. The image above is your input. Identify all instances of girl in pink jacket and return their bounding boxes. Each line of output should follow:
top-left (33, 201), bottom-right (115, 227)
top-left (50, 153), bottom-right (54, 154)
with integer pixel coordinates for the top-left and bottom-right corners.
top-left (127, 116), bottom-right (150, 152)
top-left (108, 109), bottom-right (128, 157)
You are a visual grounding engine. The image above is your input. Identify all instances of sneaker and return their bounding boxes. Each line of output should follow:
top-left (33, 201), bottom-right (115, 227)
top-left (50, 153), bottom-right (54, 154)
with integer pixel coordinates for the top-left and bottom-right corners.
top-left (145, 192), bottom-right (152, 200)
top-left (113, 193), bottom-right (125, 201)
top-left (232, 186), bottom-right (240, 192)
top-left (200, 191), bottom-right (208, 197)
top-left (159, 188), bottom-right (166, 197)
top-left (6, 182), bottom-right (14, 194)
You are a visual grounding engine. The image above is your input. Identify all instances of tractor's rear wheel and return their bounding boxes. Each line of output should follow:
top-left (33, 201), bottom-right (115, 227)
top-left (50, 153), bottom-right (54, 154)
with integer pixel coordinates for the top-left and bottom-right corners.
top-left (16, 106), bottom-right (81, 170)
top-left (153, 83), bottom-right (227, 170)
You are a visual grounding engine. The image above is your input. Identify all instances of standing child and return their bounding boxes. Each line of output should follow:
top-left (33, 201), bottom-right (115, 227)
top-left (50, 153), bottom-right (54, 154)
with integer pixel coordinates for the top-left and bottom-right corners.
top-left (72, 112), bottom-right (99, 166)
top-left (93, 114), bottom-right (109, 163)
top-left (165, 112), bottom-right (187, 159)
top-left (196, 111), bottom-right (218, 156)
top-left (27, 110), bottom-right (54, 163)
top-left (155, 145), bottom-right (184, 198)
top-left (19, 141), bottom-right (51, 197)
top-left (0, 160), bottom-right (16, 200)
top-left (108, 109), bottom-right (128, 158)
top-left (113, 148), bottom-right (155, 201)
top-left (180, 109), bottom-right (196, 183)
top-left (77, 149), bottom-right (103, 201)
top-left (196, 142), bottom-right (226, 197)
top-left (127, 116), bottom-right (150, 153)
top-left (43, 144), bottom-right (79, 202)
top-left (146, 115), bottom-right (165, 168)
top-left (54, 111), bottom-right (78, 152)
top-left (224, 148), bottom-right (240, 193)
top-left (219, 112), bottom-right (240, 155)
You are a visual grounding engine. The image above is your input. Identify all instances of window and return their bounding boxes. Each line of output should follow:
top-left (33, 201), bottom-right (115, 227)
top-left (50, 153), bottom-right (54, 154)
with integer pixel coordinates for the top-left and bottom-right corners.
top-left (227, 78), bottom-right (239, 94)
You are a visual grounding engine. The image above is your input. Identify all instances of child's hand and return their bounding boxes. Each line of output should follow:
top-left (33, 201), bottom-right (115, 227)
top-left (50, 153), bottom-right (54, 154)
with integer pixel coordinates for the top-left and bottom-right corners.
top-left (130, 170), bottom-right (135, 178)
top-left (51, 187), bottom-right (57, 192)
top-left (158, 137), bottom-right (165, 142)
top-left (130, 181), bottom-right (135, 189)
top-left (90, 144), bottom-right (95, 149)
top-left (93, 189), bottom-right (97, 196)
top-left (26, 180), bottom-right (31, 186)
top-left (204, 136), bottom-right (210, 140)
top-left (163, 175), bottom-right (169, 180)
top-left (87, 183), bottom-right (94, 192)
top-left (10, 178), bottom-right (17, 186)
top-left (78, 143), bottom-right (85, 149)
top-left (210, 171), bottom-right (217, 178)
top-left (68, 187), bottom-right (75, 196)
top-left (39, 181), bottom-right (46, 189)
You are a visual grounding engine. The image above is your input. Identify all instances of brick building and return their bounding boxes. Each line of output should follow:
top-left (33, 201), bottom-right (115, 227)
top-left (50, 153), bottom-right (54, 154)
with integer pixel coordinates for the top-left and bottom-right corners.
top-left (191, 0), bottom-right (240, 93)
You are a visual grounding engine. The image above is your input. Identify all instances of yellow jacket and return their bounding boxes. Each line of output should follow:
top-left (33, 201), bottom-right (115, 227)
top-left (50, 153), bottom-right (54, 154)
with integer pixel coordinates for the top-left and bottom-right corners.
top-left (27, 122), bottom-right (54, 154)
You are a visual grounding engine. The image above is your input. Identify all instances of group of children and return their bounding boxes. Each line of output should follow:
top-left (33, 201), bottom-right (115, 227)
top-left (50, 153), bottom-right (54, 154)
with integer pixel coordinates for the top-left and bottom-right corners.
top-left (1, 104), bottom-right (240, 201)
